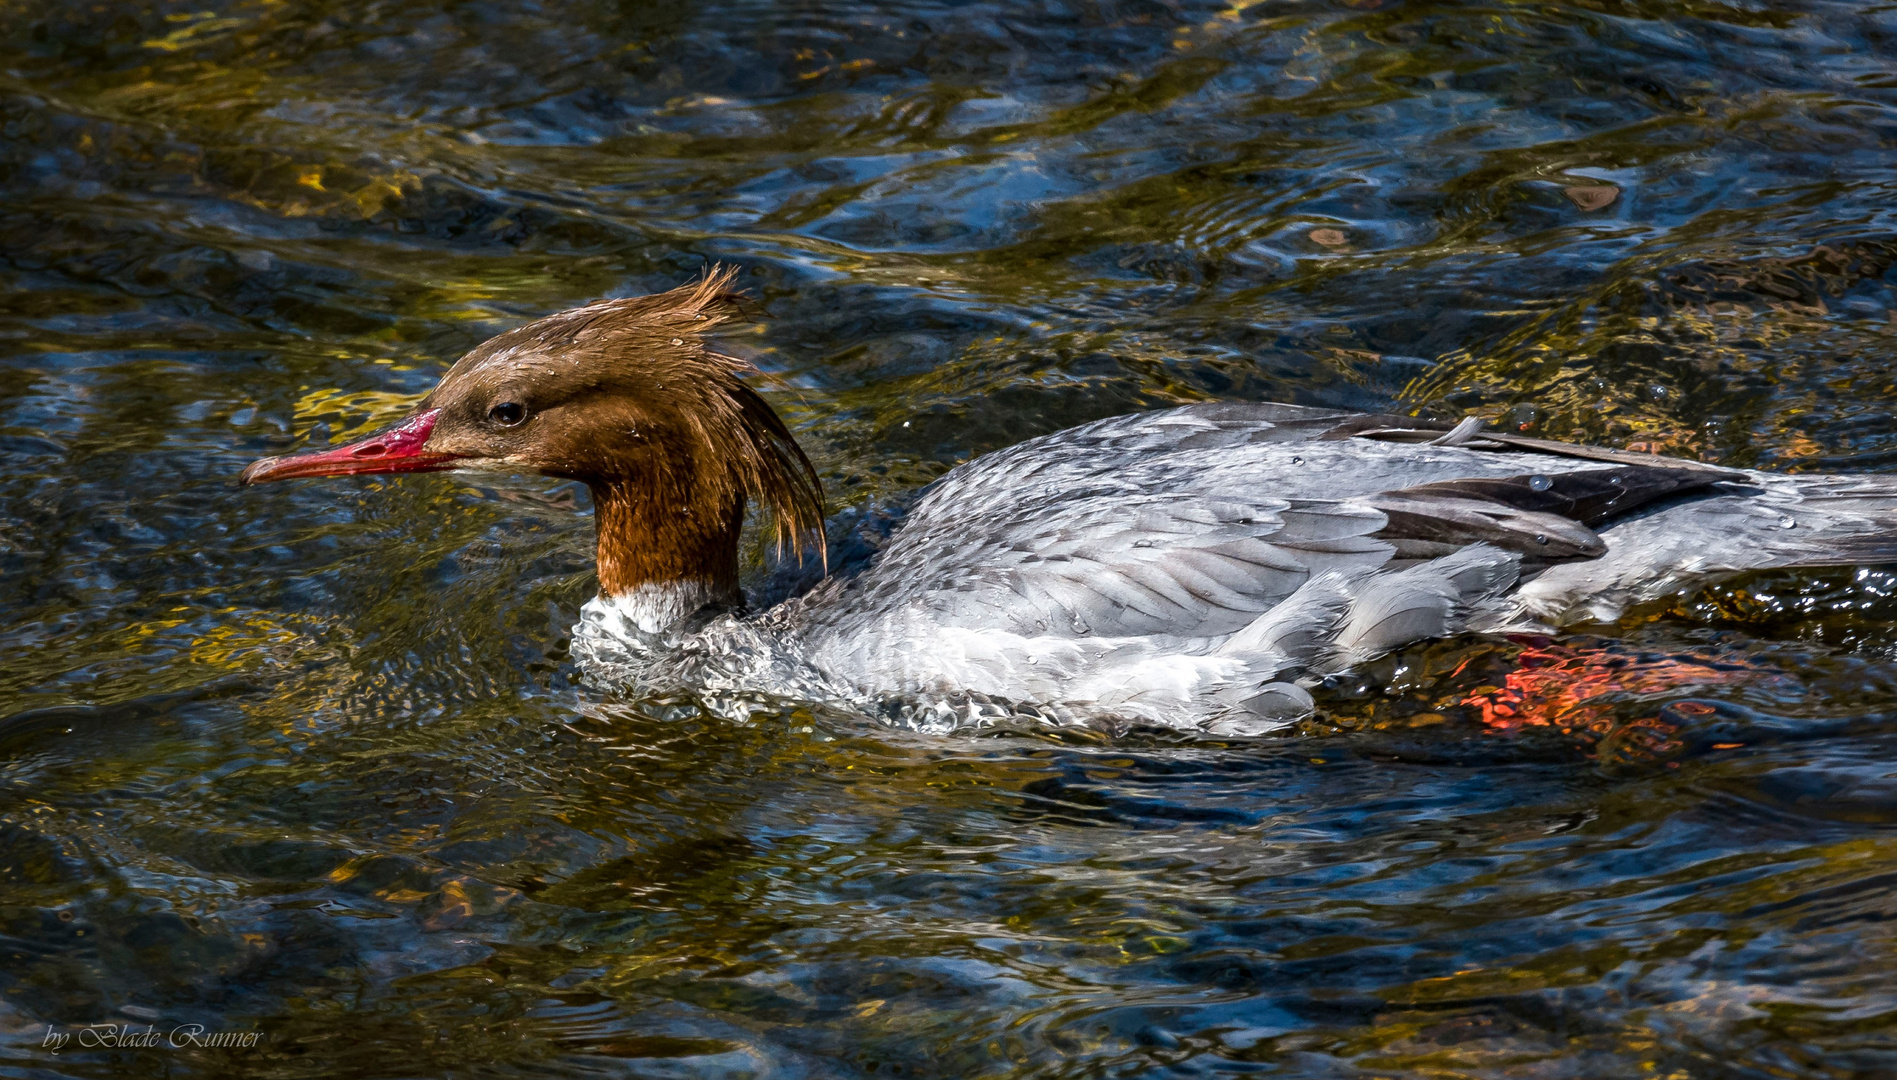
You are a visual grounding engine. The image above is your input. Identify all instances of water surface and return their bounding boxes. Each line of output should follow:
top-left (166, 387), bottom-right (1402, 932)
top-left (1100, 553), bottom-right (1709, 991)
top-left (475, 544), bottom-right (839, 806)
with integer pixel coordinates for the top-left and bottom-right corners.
top-left (5, 0), bottom-right (1897, 1075)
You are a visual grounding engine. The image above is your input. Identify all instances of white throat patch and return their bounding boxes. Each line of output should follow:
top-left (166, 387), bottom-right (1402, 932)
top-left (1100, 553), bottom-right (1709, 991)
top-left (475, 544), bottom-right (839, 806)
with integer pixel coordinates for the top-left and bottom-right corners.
top-left (579, 581), bottom-right (726, 640)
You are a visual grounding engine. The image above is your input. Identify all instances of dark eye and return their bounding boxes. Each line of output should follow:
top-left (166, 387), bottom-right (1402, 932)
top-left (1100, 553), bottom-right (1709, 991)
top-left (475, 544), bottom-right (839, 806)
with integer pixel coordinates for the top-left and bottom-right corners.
top-left (489, 401), bottom-right (526, 426)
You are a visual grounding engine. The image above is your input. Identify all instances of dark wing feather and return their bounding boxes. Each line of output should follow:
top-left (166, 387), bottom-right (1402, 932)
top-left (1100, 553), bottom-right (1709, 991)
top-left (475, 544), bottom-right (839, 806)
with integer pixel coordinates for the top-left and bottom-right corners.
top-left (1366, 493), bottom-right (1606, 558)
top-left (1366, 465), bottom-right (1745, 559)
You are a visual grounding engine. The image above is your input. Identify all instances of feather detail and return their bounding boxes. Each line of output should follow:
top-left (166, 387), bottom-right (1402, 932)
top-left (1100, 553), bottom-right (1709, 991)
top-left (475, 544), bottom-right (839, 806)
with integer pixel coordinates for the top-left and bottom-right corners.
top-left (1324, 546), bottom-right (1519, 670)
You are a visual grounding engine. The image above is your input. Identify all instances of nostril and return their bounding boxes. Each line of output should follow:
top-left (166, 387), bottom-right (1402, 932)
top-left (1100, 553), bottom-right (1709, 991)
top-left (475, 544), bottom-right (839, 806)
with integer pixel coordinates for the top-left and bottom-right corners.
top-left (353, 443), bottom-right (388, 458)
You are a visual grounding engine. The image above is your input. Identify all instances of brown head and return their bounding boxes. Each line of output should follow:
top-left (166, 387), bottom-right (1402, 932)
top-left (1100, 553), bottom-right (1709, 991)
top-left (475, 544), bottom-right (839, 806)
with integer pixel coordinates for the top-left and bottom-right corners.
top-left (240, 266), bottom-right (825, 606)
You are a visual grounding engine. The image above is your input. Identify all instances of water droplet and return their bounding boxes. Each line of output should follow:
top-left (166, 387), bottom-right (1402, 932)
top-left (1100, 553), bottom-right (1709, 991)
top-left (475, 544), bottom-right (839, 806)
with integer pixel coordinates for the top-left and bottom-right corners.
top-left (1534, 534), bottom-right (1548, 544)
top-left (1780, 515), bottom-right (1797, 529)
top-left (1528, 475), bottom-right (1552, 491)
top-left (671, 338), bottom-right (684, 346)
top-left (1291, 455), bottom-right (1304, 465)
top-left (1133, 539), bottom-right (1154, 548)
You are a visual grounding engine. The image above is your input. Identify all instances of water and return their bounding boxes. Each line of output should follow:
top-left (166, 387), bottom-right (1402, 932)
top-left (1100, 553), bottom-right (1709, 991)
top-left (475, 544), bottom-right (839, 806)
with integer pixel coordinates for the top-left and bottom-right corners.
top-left (4, 0), bottom-right (1897, 1075)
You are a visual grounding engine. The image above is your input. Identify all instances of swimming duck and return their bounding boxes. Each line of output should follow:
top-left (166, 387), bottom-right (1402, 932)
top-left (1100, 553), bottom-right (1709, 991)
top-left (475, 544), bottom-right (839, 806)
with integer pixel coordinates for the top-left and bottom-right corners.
top-left (240, 268), bottom-right (1897, 732)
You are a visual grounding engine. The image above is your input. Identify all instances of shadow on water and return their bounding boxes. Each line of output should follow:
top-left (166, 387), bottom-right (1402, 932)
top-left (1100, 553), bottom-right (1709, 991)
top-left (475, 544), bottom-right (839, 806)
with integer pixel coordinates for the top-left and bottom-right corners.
top-left (3, 0), bottom-right (1897, 1075)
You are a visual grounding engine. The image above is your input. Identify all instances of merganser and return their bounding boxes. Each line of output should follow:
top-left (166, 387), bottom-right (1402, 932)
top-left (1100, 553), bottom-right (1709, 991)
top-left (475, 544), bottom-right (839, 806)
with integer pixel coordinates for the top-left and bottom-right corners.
top-left (239, 268), bottom-right (1897, 733)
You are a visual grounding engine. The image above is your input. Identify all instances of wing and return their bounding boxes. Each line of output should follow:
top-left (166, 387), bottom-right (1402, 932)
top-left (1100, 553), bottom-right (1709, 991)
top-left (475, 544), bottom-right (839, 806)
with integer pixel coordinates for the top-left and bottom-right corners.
top-left (1365, 464), bottom-right (1744, 561)
top-left (797, 402), bottom-right (1748, 646)
top-left (828, 486), bottom-right (1395, 640)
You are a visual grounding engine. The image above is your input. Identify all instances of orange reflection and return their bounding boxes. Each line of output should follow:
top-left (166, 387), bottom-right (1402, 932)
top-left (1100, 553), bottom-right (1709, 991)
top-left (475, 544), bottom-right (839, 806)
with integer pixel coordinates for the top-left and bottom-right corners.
top-left (1460, 644), bottom-right (1766, 737)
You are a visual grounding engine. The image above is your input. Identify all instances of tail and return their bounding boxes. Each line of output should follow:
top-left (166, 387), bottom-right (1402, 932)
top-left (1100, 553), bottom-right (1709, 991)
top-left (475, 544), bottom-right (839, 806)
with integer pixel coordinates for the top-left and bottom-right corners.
top-left (1514, 471), bottom-right (1897, 624)
top-left (1759, 474), bottom-right (1897, 566)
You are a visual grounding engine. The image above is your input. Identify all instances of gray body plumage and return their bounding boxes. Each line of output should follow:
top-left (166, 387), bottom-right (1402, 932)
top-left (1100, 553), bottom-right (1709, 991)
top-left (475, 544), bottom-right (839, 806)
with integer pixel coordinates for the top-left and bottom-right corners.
top-left (573, 402), bottom-right (1897, 732)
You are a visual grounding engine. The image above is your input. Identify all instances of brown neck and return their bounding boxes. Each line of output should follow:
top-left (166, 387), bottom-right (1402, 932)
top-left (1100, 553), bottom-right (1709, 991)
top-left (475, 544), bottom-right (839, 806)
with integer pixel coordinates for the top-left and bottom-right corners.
top-left (590, 479), bottom-right (744, 605)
